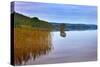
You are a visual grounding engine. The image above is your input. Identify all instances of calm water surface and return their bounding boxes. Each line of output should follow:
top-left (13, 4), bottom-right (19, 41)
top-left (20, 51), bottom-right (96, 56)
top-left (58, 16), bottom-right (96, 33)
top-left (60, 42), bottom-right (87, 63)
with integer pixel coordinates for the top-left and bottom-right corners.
top-left (25, 30), bottom-right (97, 65)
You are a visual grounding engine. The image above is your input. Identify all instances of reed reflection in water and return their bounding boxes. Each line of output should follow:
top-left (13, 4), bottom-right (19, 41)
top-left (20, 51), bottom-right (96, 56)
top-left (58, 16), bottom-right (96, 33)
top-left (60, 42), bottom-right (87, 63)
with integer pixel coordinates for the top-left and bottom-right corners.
top-left (14, 27), bottom-right (52, 65)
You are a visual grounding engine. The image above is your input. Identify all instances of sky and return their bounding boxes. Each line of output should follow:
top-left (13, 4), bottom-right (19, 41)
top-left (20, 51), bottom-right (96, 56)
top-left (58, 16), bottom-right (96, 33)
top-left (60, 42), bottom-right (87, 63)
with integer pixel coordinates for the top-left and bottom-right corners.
top-left (13, 1), bottom-right (97, 24)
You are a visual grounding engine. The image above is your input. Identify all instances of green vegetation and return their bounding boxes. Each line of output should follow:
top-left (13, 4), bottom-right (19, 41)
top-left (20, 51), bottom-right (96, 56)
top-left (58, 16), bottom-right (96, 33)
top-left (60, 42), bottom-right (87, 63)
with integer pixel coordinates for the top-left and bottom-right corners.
top-left (12, 12), bottom-right (53, 30)
top-left (13, 13), bottom-right (32, 27)
top-left (31, 17), bottom-right (52, 30)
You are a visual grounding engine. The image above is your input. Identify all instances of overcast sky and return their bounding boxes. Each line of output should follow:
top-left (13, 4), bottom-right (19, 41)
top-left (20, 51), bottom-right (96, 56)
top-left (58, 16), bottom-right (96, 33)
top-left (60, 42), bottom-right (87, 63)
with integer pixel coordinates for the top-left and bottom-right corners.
top-left (14, 1), bottom-right (97, 24)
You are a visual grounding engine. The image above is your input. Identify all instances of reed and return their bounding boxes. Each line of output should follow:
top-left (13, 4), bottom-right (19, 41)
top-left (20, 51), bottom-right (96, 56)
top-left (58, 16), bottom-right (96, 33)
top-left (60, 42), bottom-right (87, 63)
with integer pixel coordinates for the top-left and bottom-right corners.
top-left (14, 26), bottom-right (52, 65)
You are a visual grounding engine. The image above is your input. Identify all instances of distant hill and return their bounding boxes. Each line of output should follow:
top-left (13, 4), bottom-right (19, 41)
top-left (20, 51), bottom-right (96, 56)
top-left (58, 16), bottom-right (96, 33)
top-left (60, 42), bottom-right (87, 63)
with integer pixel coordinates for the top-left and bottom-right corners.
top-left (51, 23), bottom-right (97, 31)
top-left (11, 12), bottom-right (97, 31)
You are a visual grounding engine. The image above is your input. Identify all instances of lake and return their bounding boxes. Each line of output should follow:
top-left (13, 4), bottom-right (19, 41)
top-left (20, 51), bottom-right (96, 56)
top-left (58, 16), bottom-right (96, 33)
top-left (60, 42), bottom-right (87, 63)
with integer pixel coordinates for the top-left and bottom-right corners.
top-left (24, 30), bottom-right (97, 65)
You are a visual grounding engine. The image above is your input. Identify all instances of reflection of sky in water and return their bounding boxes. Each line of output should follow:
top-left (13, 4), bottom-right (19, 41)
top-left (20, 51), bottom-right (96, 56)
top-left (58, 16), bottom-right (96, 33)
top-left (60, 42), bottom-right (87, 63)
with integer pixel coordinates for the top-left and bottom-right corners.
top-left (14, 1), bottom-right (97, 24)
top-left (25, 30), bottom-right (97, 64)
top-left (52, 30), bottom-right (97, 50)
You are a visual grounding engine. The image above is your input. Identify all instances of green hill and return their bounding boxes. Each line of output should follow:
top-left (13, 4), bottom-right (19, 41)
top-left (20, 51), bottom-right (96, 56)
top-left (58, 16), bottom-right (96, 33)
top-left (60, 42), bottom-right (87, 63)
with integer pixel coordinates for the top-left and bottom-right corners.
top-left (12, 12), bottom-right (31, 27)
top-left (12, 12), bottom-right (53, 30)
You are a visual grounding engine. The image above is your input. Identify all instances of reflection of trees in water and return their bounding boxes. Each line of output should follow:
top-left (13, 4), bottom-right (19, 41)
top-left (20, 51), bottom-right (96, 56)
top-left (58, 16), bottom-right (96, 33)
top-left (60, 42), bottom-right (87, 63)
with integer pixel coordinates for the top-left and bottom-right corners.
top-left (14, 27), bottom-right (52, 65)
top-left (60, 23), bottom-right (66, 37)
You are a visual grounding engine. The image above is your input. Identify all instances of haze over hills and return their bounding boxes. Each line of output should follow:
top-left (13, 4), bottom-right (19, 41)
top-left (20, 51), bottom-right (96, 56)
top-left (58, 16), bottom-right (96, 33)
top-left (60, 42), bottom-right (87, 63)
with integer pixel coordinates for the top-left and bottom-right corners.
top-left (12, 12), bottom-right (97, 31)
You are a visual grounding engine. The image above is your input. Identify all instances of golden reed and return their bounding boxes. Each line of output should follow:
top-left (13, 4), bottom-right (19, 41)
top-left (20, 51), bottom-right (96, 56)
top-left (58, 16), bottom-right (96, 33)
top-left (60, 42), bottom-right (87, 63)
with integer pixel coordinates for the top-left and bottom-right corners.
top-left (14, 26), bottom-right (52, 65)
